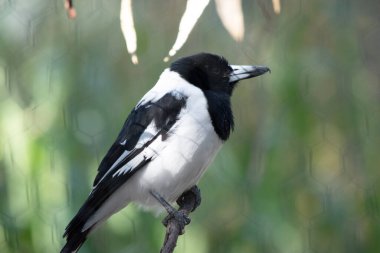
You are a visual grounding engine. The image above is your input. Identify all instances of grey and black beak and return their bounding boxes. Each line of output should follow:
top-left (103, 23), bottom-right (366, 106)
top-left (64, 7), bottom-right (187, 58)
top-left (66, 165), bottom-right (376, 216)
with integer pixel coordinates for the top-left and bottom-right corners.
top-left (229, 65), bottom-right (270, 84)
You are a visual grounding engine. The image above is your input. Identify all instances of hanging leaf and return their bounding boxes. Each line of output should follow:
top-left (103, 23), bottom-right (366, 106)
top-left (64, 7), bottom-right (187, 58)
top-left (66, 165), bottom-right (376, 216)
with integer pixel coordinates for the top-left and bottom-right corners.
top-left (120, 0), bottom-right (139, 64)
top-left (64, 0), bottom-right (77, 19)
top-left (215, 0), bottom-right (244, 42)
top-left (272, 0), bottom-right (281, 14)
top-left (65, 0), bottom-right (279, 63)
top-left (163, 0), bottom-right (210, 62)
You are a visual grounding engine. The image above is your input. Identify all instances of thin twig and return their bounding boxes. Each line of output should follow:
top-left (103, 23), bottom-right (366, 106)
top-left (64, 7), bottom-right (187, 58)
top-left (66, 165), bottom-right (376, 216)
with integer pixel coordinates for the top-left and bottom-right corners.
top-left (160, 188), bottom-right (200, 253)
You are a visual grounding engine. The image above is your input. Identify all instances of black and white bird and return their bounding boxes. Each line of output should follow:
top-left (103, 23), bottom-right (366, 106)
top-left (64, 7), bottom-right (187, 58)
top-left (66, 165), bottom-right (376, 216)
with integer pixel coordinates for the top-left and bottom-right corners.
top-left (61, 52), bottom-right (270, 252)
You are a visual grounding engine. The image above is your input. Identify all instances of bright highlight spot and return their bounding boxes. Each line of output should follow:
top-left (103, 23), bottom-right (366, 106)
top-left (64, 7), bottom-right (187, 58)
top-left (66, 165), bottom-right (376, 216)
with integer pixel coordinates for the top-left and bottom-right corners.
top-left (272, 0), bottom-right (281, 14)
top-left (121, 0), bottom-right (139, 64)
top-left (164, 0), bottom-right (210, 62)
top-left (215, 0), bottom-right (245, 42)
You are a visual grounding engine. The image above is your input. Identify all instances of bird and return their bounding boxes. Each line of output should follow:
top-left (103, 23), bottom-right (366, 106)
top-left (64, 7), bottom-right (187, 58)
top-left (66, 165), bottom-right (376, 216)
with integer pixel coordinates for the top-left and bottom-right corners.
top-left (61, 52), bottom-right (270, 252)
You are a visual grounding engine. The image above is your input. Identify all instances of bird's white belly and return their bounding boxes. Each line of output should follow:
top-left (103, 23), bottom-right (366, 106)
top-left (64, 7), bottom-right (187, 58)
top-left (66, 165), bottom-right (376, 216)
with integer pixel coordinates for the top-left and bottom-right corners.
top-left (130, 116), bottom-right (222, 209)
top-left (148, 130), bottom-right (219, 198)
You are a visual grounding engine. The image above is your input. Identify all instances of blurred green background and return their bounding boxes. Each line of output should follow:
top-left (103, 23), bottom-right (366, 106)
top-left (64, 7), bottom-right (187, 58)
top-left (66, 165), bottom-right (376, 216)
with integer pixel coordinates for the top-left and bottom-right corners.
top-left (1, 0), bottom-right (380, 252)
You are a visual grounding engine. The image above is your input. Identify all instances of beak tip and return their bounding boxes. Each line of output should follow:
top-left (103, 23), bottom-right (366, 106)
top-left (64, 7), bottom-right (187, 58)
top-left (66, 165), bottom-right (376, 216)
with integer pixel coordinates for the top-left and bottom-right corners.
top-left (261, 66), bottom-right (271, 75)
top-left (229, 65), bottom-right (271, 83)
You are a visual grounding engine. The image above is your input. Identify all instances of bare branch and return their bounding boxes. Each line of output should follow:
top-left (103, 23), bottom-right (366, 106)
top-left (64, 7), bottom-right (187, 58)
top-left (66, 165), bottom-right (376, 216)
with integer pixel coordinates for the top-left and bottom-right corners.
top-left (160, 186), bottom-right (201, 253)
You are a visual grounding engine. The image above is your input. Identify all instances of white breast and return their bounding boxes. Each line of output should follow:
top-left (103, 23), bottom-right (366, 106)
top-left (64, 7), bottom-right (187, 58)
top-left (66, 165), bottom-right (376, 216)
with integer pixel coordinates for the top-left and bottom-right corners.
top-left (130, 70), bottom-right (223, 208)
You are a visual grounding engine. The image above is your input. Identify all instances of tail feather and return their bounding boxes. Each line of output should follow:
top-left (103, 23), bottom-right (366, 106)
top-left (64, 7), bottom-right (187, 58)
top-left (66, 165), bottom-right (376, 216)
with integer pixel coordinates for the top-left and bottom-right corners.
top-left (60, 228), bottom-right (90, 253)
top-left (61, 203), bottom-right (96, 253)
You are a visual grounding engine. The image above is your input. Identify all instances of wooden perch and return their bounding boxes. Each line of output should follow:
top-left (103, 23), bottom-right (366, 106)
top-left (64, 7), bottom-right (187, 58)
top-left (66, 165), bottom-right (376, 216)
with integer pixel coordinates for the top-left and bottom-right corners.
top-left (160, 186), bottom-right (201, 253)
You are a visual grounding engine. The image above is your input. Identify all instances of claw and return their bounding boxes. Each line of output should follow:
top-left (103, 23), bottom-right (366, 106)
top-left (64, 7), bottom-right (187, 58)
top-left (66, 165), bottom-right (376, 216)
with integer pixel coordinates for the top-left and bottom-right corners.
top-left (162, 210), bottom-right (191, 234)
top-left (150, 189), bottom-right (191, 234)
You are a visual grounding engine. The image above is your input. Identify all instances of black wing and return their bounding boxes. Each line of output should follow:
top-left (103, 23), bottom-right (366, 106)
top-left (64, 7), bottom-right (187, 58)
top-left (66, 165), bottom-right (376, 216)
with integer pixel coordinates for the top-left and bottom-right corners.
top-left (93, 92), bottom-right (187, 185)
top-left (62, 92), bottom-right (187, 252)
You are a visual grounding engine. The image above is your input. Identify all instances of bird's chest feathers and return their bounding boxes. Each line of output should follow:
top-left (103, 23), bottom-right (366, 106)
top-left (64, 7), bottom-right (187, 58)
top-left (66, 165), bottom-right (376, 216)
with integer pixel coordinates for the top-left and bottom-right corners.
top-left (168, 92), bottom-right (218, 146)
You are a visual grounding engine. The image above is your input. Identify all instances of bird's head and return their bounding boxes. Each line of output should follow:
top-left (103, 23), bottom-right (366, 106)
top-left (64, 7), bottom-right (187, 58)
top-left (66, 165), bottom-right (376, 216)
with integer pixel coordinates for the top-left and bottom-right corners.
top-left (170, 52), bottom-right (270, 95)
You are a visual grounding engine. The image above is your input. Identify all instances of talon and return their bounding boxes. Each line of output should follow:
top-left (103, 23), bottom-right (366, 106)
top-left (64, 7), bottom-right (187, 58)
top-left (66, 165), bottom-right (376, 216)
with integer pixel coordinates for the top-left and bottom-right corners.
top-left (163, 210), bottom-right (191, 234)
top-left (150, 189), bottom-right (195, 234)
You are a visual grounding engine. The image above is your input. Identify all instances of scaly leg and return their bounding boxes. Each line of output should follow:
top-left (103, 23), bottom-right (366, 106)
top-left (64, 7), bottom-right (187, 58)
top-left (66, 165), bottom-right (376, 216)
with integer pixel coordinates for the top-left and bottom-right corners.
top-left (150, 190), bottom-right (191, 231)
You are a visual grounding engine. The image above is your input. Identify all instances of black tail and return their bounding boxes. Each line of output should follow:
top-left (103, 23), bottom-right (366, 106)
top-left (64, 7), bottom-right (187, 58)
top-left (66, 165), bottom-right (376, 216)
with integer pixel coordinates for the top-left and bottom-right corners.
top-left (61, 203), bottom-right (96, 253)
top-left (60, 229), bottom-right (90, 253)
top-left (60, 154), bottom-right (148, 252)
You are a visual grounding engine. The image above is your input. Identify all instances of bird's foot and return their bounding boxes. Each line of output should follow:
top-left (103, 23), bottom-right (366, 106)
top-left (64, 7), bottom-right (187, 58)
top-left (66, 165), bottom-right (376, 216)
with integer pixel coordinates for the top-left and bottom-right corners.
top-left (149, 189), bottom-right (191, 234)
top-left (162, 209), bottom-right (191, 234)
top-left (176, 185), bottom-right (201, 212)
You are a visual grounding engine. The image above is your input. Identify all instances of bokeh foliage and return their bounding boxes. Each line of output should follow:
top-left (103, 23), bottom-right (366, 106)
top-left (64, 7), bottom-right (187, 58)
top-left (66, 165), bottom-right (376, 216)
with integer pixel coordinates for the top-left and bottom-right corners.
top-left (1, 0), bottom-right (380, 252)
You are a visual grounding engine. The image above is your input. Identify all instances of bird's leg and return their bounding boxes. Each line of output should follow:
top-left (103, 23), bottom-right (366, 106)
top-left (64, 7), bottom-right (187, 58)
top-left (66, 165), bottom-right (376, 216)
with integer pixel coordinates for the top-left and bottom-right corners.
top-left (176, 185), bottom-right (201, 212)
top-left (150, 190), bottom-right (177, 215)
top-left (150, 190), bottom-right (191, 231)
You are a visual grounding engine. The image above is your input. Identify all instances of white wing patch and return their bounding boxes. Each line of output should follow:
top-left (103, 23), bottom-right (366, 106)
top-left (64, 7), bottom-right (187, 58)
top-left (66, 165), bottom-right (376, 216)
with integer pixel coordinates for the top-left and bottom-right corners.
top-left (112, 121), bottom-right (159, 177)
top-left (93, 121), bottom-right (159, 189)
top-left (109, 150), bottom-right (130, 170)
top-left (135, 121), bottom-right (157, 149)
top-left (112, 153), bottom-right (147, 177)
